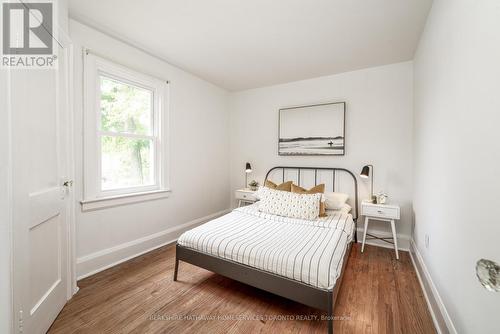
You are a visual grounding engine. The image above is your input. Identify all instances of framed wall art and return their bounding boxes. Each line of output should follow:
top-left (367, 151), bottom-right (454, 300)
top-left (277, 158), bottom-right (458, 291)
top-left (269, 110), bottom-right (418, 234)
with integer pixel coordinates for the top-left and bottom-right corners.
top-left (278, 102), bottom-right (345, 156)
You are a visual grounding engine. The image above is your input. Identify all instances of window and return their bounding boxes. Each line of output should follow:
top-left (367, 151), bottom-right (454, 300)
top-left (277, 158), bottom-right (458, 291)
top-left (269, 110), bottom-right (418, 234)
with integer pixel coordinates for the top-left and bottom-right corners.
top-left (82, 53), bottom-right (169, 208)
top-left (99, 76), bottom-right (155, 190)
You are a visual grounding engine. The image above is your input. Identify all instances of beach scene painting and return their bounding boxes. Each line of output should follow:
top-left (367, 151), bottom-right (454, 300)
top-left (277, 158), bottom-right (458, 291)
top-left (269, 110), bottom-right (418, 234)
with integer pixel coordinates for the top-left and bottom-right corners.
top-left (279, 102), bottom-right (345, 155)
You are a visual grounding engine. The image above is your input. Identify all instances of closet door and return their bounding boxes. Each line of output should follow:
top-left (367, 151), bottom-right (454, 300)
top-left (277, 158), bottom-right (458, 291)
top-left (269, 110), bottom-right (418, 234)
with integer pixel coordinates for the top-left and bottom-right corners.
top-left (10, 22), bottom-right (73, 334)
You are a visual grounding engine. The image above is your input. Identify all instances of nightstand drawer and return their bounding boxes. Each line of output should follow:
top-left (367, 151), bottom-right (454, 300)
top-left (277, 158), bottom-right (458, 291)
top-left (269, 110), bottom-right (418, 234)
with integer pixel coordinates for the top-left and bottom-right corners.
top-left (362, 204), bottom-right (400, 219)
top-left (235, 190), bottom-right (256, 201)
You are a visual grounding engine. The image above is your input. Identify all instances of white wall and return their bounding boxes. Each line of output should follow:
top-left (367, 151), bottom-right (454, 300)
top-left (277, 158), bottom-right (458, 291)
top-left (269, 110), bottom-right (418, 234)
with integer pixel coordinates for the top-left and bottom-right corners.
top-left (229, 62), bottom-right (414, 246)
top-left (70, 20), bottom-right (231, 278)
top-left (413, 0), bottom-right (500, 332)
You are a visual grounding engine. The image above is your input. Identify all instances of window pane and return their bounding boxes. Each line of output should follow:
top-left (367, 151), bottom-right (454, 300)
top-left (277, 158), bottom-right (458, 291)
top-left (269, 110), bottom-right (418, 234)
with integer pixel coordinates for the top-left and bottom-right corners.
top-left (100, 76), bottom-right (153, 135)
top-left (101, 136), bottom-right (154, 190)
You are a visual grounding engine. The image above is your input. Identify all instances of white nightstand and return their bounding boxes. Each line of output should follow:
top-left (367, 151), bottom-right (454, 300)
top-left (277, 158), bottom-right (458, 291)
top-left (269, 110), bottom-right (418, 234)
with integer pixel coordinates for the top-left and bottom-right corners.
top-left (361, 201), bottom-right (401, 259)
top-left (235, 189), bottom-right (257, 207)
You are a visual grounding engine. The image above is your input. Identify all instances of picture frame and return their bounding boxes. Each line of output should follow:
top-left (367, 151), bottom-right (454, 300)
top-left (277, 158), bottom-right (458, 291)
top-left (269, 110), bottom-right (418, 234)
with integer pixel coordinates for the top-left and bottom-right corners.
top-left (278, 101), bottom-right (346, 156)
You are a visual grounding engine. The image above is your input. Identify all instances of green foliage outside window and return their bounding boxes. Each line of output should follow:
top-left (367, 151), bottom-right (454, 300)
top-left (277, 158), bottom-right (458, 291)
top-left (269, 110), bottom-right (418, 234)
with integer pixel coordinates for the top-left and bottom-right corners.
top-left (100, 76), bottom-right (154, 189)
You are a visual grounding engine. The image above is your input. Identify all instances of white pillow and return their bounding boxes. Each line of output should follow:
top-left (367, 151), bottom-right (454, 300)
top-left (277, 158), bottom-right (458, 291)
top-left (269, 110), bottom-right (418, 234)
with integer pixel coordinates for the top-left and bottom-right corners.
top-left (258, 187), bottom-right (321, 220)
top-left (324, 192), bottom-right (349, 210)
top-left (326, 203), bottom-right (352, 214)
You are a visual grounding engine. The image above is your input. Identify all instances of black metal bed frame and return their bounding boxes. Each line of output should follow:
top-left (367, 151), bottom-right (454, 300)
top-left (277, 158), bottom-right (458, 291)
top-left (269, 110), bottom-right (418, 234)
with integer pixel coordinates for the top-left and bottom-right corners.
top-left (174, 166), bottom-right (359, 334)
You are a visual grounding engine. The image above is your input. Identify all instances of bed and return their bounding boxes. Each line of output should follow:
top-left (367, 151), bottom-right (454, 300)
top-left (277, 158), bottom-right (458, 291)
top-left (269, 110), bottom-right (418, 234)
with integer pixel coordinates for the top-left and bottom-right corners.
top-left (174, 167), bottom-right (359, 334)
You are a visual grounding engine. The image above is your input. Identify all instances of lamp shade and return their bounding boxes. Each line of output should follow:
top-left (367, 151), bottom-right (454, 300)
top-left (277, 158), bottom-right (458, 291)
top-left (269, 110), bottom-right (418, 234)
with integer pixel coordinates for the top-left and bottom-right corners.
top-left (245, 162), bottom-right (252, 173)
top-left (360, 165), bottom-right (370, 178)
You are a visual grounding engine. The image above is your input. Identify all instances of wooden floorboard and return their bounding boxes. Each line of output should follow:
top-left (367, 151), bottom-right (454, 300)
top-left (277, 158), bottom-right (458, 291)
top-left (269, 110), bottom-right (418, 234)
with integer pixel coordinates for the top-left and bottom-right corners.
top-left (48, 243), bottom-right (436, 334)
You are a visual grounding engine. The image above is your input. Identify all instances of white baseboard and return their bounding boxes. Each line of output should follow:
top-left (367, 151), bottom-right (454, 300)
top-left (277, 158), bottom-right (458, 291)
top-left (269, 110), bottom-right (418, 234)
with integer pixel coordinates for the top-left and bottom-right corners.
top-left (409, 239), bottom-right (457, 334)
top-left (76, 209), bottom-right (230, 280)
top-left (356, 227), bottom-right (410, 251)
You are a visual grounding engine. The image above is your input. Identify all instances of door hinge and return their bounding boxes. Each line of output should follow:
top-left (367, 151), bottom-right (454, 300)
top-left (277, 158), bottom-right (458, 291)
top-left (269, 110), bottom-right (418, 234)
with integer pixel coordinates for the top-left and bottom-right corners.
top-left (18, 310), bottom-right (23, 333)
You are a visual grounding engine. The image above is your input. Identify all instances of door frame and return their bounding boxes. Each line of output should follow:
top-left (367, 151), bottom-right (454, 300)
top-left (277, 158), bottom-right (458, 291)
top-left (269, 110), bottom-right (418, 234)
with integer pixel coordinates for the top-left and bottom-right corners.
top-left (61, 39), bottom-right (78, 299)
top-left (55, 22), bottom-right (78, 300)
top-left (3, 58), bottom-right (14, 334)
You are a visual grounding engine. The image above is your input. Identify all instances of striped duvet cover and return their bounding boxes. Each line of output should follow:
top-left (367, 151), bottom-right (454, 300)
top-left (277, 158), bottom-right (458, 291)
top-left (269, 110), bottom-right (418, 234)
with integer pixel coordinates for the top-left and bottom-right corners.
top-left (177, 203), bottom-right (355, 290)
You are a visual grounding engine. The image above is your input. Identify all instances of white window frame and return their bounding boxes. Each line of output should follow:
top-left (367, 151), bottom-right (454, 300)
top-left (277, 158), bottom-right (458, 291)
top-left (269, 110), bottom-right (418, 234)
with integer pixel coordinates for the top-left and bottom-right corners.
top-left (81, 53), bottom-right (170, 210)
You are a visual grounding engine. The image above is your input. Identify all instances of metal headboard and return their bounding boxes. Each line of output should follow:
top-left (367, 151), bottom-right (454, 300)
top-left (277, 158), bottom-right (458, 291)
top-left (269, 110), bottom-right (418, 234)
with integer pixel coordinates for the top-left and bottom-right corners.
top-left (264, 166), bottom-right (359, 241)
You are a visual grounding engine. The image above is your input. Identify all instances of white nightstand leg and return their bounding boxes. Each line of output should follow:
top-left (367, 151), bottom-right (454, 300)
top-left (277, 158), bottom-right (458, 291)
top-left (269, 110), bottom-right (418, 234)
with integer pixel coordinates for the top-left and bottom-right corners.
top-left (390, 219), bottom-right (399, 260)
top-left (361, 217), bottom-right (369, 253)
top-left (238, 200), bottom-right (242, 207)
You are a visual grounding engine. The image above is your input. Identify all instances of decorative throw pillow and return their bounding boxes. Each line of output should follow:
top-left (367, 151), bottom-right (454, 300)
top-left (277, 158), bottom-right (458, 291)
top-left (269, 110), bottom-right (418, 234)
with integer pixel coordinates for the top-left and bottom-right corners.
top-left (264, 180), bottom-right (293, 192)
top-left (291, 184), bottom-right (327, 217)
top-left (324, 192), bottom-right (349, 210)
top-left (258, 187), bottom-right (321, 220)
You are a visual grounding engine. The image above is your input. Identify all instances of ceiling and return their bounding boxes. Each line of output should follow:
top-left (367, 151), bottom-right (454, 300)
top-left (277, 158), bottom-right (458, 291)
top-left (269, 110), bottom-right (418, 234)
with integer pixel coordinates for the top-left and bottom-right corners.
top-left (69, 0), bottom-right (433, 91)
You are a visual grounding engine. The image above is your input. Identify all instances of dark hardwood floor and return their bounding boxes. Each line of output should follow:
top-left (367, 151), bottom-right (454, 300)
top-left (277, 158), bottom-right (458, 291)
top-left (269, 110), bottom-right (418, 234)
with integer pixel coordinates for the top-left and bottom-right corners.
top-left (49, 243), bottom-right (436, 333)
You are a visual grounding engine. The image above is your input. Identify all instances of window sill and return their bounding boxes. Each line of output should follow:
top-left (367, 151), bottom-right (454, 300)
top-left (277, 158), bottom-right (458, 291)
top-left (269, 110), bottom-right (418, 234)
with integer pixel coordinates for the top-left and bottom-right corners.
top-left (80, 189), bottom-right (171, 212)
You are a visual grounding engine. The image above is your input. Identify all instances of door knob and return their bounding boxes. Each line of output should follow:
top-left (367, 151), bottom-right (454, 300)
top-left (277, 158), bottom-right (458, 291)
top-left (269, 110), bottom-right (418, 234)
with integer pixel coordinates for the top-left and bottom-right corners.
top-left (63, 180), bottom-right (73, 187)
top-left (476, 259), bottom-right (500, 292)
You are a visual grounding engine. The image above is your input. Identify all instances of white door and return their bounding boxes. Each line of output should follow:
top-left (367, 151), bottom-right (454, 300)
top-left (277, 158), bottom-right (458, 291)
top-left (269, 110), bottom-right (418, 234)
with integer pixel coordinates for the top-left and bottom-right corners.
top-left (10, 29), bottom-right (74, 334)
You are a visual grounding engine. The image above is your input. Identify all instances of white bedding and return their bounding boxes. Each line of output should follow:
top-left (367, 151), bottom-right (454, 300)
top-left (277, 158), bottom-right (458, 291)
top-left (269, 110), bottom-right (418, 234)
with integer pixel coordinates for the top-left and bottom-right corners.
top-left (177, 203), bottom-right (355, 289)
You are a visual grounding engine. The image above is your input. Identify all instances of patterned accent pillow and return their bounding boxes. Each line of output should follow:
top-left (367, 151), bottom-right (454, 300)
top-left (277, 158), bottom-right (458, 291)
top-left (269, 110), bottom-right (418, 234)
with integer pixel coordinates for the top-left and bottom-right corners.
top-left (291, 184), bottom-right (327, 217)
top-left (258, 187), bottom-right (321, 220)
